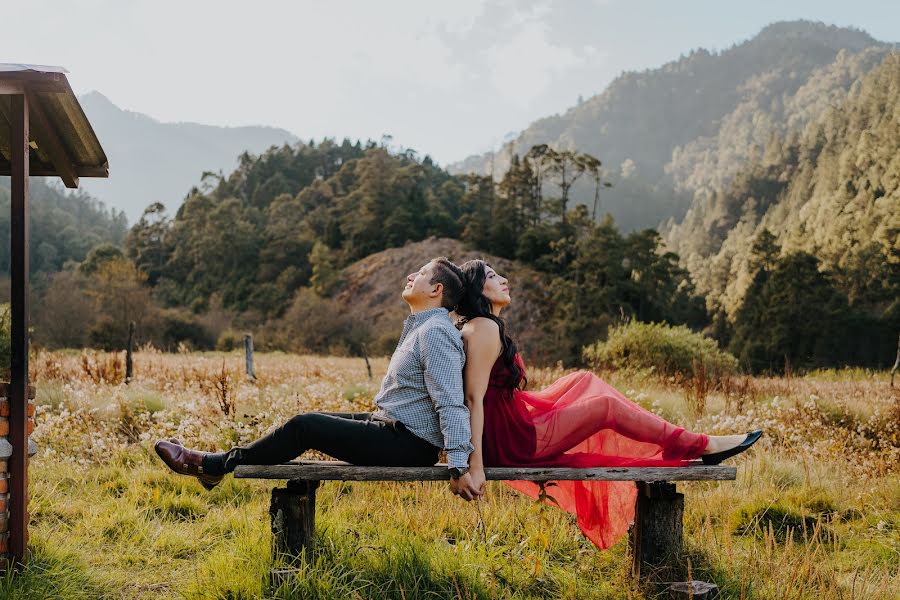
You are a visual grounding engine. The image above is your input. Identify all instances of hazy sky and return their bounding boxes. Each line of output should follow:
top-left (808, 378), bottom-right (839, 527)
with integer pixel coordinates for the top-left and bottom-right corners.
top-left (4, 0), bottom-right (898, 164)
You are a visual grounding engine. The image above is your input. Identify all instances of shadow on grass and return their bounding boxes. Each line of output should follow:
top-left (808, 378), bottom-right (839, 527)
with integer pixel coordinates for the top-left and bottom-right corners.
top-left (266, 531), bottom-right (571, 600)
top-left (0, 542), bottom-right (110, 600)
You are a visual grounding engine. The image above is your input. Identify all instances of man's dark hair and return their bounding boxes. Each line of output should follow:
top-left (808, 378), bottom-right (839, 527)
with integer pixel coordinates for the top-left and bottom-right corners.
top-left (430, 257), bottom-right (465, 311)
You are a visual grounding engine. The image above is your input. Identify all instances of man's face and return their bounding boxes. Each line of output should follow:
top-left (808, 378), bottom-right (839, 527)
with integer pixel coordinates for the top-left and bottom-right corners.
top-left (402, 261), bottom-right (439, 304)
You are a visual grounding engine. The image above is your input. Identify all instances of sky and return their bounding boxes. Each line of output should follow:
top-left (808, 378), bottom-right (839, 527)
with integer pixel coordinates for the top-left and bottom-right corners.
top-left (4, 0), bottom-right (899, 165)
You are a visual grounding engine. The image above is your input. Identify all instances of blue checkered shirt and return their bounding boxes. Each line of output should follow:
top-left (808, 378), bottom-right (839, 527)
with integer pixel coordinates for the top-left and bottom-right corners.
top-left (373, 307), bottom-right (474, 469)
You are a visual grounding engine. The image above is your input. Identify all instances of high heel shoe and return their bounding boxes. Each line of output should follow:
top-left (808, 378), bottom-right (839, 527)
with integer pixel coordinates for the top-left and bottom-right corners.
top-left (701, 430), bottom-right (763, 465)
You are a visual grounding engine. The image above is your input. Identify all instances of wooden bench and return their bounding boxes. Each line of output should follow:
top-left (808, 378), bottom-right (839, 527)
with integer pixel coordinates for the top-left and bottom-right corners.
top-left (235, 461), bottom-right (736, 579)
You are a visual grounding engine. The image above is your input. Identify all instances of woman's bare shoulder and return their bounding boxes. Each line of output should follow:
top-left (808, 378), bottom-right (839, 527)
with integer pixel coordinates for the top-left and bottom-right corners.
top-left (461, 318), bottom-right (502, 358)
top-left (460, 317), bottom-right (500, 339)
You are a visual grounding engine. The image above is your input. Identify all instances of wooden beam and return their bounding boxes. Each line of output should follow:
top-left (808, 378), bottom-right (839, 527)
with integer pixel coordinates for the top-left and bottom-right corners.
top-left (0, 81), bottom-right (64, 95)
top-left (24, 90), bottom-right (78, 188)
top-left (0, 162), bottom-right (108, 178)
top-left (234, 461), bottom-right (737, 482)
top-left (0, 81), bottom-right (26, 95)
top-left (75, 165), bottom-right (109, 178)
top-left (8, 92), bottom-right (30, 567)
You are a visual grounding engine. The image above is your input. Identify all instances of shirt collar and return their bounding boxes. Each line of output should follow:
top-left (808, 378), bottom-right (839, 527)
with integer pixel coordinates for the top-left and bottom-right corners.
top-left (407, 306), bottom-right (449, 324)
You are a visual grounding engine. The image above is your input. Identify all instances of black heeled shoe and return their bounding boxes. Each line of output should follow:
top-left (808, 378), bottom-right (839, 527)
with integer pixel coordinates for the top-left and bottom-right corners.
top-left (701, 430), bottom-right (763, 465)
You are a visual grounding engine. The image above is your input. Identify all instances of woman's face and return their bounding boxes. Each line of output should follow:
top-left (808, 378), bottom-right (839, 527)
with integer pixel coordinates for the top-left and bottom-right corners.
top-left (482, 265), bottom-right (510, 310)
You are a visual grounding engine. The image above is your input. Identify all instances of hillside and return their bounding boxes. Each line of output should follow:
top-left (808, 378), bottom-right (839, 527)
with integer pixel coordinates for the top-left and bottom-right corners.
top-left (665, 53), bottom-right (900, 319)
top-left (0, 178), bottom-right (127, 276)
top-left (450, 21), bottom-right (891, 232)
top-left (334, 237), bottom-right (555, 362)
top-left (129, 139), bottom-right (700, 366)
top-left (76, 92), bottom-right (299, 223)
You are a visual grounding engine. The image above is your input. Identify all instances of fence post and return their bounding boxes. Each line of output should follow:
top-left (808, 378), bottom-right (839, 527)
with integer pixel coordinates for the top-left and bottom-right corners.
top-left (125, 321), bottom-right (135, 384)
top-left (891, 332), bottom-right (899, 387)
top-left (244, 334), bottom-right (256, 381)
top-left (362, 344), bottom-right (372, 380)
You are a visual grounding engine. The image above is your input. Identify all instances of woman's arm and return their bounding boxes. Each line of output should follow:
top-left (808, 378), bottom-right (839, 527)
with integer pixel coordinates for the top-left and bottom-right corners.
top-left (462, 318), bottom-right (502, 496)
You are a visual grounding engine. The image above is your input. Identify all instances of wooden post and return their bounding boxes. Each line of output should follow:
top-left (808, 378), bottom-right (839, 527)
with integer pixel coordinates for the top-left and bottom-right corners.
top-left (125, 321), bottom-right (135, 384)
top-left (8, 91), bottom-right (30, 568)
top-left (362, 344), bottom-right (372, 380)
top-left (244, 334), bottom-right (256, 381)
top-left (890, 332), bottom-right (899, 387)
top-left (631, 482), bottom-right (683, 582)
top-left (270, 479), bottom-right (318, 561)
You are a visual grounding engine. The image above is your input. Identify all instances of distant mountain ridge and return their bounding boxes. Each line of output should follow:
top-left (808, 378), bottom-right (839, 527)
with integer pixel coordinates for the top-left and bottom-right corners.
top-left (77, 92), bottom-right (299, 223)
top-left (449, 20), bottom-right (893, 232)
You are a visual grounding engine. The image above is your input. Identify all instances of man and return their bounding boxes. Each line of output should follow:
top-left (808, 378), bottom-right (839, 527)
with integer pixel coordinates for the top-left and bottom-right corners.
top-left (155, 257), bottom-right (483, 500)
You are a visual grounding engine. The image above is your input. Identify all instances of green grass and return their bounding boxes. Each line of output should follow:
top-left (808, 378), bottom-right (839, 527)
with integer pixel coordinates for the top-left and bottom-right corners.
top-left (4, 449), bottom-right (895, 599)
top-left (6, 449), bottom-right (640, 599)
top-left (10, 354), bottom-right (900, 599)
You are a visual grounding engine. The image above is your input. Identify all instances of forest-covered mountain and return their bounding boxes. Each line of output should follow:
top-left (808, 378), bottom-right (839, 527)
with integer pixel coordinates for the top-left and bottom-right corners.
top-left (0, 178), bottom-right (127, 275)
top-left (665, 53), bottom-right (900, 323)
top-left (8, 20), bottom-right (896, 373)
top-left (77, 92), bottom-right (299, 223)
top-left (450, 21), bottom-right (892, 233)
top-left (118, 138), bottom-right (701, 365)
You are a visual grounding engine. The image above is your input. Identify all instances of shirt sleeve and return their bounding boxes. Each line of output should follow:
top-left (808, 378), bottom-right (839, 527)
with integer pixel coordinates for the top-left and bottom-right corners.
top-left (420, 324), bottom-right (474, 469)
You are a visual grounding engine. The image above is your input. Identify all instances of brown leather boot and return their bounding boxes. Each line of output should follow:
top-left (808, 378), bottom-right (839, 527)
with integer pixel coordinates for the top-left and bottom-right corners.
top-left (154, 440), bottom-right (224, 491)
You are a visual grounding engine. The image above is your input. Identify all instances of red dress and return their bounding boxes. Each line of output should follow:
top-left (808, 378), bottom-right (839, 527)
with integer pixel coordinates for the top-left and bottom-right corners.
top-left (481, 354), bottom-right (708, 550)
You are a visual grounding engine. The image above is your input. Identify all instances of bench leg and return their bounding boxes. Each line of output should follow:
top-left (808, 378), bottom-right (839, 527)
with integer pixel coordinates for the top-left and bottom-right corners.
top-left (270, 479), bottom-right (319, 562)
top-left (631, 481), bottom-right (683, 581)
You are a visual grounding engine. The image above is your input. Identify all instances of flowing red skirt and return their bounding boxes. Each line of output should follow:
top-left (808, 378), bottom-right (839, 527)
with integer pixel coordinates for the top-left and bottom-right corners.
top-left (482, 357), bottom-right (708, 549)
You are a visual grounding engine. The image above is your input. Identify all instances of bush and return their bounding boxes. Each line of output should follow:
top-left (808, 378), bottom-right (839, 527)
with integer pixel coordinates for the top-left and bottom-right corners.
top-left (269, 287), bottom-right (372, 356)
top-left (87, 315), bottom-right (122, 351)
top-left (583, 321), bottom-right (738, 382)
top-left (157, 310), bottom-right (216, 351)
top-left (216, 329), bottom-right (244, 352)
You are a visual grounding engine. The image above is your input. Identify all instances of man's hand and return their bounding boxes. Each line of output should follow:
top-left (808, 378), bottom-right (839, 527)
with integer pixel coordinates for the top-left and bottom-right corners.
top-left (469, 467), bottom-right (486, 498)
top-left (450, 472), bottom-right (483, 501)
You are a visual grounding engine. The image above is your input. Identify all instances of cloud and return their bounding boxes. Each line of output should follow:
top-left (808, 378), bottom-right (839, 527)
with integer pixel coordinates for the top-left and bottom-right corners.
top-left (427, 0), bottom-right (488, 35)
top-left (486, 16), bottom-right (596, 109)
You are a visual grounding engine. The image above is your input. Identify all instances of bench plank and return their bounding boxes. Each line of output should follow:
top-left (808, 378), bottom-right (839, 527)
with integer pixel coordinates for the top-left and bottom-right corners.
top-left (235, 461), bottom-right (736, 482)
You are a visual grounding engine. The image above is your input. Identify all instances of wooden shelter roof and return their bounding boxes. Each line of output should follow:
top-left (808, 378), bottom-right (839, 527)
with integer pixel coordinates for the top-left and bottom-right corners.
top-left (0, 64), bottom-right (108, 187)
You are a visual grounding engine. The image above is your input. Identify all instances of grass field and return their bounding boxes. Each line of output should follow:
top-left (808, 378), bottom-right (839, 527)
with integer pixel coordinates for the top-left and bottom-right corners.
top-left (1, 350), bottom-right (897, 599)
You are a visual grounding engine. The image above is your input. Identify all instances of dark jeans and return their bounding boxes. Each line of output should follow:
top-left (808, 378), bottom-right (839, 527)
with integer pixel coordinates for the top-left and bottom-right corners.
top-left (203, 412), bottom-right (441, 475)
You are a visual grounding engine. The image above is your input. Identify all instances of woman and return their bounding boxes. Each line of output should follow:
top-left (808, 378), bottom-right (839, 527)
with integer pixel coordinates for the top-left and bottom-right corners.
top-left (456, 259), bottom-right (761, 550)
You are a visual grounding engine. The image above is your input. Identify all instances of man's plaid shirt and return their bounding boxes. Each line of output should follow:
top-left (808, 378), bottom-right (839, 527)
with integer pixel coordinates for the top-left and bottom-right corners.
top-left (373, 307), bottom-right (474, 469)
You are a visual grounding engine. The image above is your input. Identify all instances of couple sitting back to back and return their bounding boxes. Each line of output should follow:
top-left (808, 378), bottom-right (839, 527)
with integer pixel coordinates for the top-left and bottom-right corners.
top-left (156, 256), bottom-right (760, 548)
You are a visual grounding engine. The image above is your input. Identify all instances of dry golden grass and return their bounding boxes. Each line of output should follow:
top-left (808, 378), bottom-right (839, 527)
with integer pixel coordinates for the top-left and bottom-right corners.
top-left (9, 349), bottom-right (898, 599)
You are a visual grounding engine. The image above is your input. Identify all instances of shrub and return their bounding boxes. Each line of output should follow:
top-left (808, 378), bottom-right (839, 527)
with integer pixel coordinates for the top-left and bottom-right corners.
top-left (216, 329), bottom-right (244, 352)
top-left (157, 309), bottom-right (216, 351)
top-left (269, 287), bottom-right (372, 356)
top-left (87, 315), bottom-right (122, 351)
top-left (583, 321), bottom-right (738, 382)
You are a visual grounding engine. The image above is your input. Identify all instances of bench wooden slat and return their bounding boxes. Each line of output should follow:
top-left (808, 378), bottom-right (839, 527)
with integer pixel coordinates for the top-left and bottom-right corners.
top-left (234, 461), bottom-right (736, 482)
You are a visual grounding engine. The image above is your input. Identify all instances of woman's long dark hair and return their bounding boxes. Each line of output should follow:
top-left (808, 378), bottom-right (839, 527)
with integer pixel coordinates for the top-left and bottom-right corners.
top-left (456, 259), bottom-right (526, 390)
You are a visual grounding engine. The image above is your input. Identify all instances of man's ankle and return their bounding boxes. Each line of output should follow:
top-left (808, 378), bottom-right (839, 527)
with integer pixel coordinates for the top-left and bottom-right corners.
top-left (202, 453), bottom-right (227, 476)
